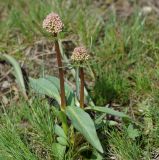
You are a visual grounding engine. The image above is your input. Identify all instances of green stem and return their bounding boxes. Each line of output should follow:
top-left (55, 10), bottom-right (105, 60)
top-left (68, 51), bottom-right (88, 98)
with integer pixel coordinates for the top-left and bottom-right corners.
top-left (59, 111), bottom-right (68, 135)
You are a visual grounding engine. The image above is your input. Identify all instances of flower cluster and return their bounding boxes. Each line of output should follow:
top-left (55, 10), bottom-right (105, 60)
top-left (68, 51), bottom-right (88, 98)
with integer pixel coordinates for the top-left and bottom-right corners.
top-left (71, 47), bottom-right (89, 62)
top-left (43, 12), bottom-right (63, 34)
top-left (43, 13), bottom-right (90, 63)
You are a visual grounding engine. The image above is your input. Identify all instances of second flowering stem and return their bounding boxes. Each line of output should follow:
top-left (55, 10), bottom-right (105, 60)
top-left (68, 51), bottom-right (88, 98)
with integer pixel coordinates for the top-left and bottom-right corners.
top-left (71, 46), bottom-right (89, 108)
top-left (75, 67), bottom-right (80, 101)
top-left (80, 67), bottom-right (84, 108)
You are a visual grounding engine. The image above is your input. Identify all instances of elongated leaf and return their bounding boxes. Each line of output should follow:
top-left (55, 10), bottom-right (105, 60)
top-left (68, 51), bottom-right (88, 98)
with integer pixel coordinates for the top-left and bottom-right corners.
top-left (66, 106), bottom-right (103, 153)
top-left (58, 111), bottom-right (68, 135)
top-left (85, 106), bottom-right (128, 118)
top-left (46, 76), bottom-right (73, 95)
top-left (29, 77), bottom-right (60, 104)
top-left (0, 53), bottom-right (26, 95)
top-left (54, 124), bottom-right (67, 139)
top-left (46, 75), bottom-right (75, 106)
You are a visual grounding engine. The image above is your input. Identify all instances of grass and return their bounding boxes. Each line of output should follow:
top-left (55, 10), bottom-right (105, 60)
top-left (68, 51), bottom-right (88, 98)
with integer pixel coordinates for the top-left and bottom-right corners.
top-left (1, 0), bottom-right (159, 159)
top-left (0, 98), bottom-right (55, 159)
top-left (107, 100), bottom-right (159, 160)
top-left (108, 129), bottom-right (142, 160)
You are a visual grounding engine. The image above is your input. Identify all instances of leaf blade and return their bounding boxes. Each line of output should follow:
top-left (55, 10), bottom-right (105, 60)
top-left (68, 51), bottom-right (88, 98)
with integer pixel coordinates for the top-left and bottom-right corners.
top-left (85, 106), bottom-right (128, 118)
top-left (66, 106), bottom-right (103, 153)
top-left (29, 77), bottom-right (60, 104)
top-left (51, 143), bottom-right (66, 160)
top-left (46, 76), bottom-right (75, 106)
top-left (1, 53), bottom-right (26, 96)
top-left (54, 124), bottom-right (67, 139)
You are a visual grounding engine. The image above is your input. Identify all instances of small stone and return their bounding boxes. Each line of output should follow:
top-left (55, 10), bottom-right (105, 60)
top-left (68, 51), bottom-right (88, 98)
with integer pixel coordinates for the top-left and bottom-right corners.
top-left (141, 6), bottom-right (152, 15)
top-left (2, 81), bottom-right (10, 89)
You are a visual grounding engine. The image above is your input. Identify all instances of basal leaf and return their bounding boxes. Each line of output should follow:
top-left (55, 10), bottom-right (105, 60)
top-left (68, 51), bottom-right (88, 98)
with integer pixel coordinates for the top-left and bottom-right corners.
top-left (66, 106), bottom-right (103, 153)
top-left (1, 53), bottom-right (26, 96)
top-left (85, 106), bottom-right (128, 118)
top-left (29, 77), bottom-right (60, 104)
top-left (45, 76), bottom-right (72, 95)
top-left (54, 124), bottom-right (67, 139)
top-left (46, 75), bottom-right (75, 106)
top-left (57, 137), bottom-right (69, 146)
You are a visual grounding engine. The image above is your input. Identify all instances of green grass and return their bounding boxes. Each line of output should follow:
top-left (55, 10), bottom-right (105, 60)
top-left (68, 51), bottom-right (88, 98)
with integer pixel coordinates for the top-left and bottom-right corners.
top-left (108, 129), bottom-right (142, 160)
top-left (0, 98), bottom-right (56, 159)
top-left (107, 101), bottom-right (159, 160)
top-left (1, 0), bottom-right (159, 159)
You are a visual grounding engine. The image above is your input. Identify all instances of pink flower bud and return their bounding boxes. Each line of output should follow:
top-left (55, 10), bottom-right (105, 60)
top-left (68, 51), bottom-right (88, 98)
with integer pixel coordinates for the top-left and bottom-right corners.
top-left (43, 12), bottom-right (63, 34)
top-left (71, 47), bottom-right (89, 62)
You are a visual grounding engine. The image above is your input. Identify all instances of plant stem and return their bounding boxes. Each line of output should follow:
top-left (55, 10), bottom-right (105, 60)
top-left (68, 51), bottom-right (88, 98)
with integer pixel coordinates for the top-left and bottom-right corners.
top-left (54, 34), bottom-right (68, 135)
top-left (75, 67), bottom-right (80, 101)
top-left (80, 67), bottom-right (84, 108)
top-left (54, 34), bottom-right (66, 110)
top-left (59, 111), bottom-right (68, 135)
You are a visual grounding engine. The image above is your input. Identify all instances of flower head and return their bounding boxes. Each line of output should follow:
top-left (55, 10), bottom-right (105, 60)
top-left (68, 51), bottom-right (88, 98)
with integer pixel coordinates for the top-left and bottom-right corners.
top-left (43, 12), bottom-right (63, 34)
top-left (71, 47), bottom-right (89, 62)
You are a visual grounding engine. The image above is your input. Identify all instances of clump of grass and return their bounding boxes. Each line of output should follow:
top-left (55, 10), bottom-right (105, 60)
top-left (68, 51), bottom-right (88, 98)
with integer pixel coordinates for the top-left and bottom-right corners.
top-left (0, 98), bottom-right (55, 159)
top-left (92, 69), bottom-right (130, 105)
top-left (108, 129), bottom-right (142, 160)
top-left (0, 126), bottom-right (38, 160)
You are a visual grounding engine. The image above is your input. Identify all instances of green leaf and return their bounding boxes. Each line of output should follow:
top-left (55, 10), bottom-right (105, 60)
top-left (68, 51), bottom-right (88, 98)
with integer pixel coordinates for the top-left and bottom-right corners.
top-left (57, 137), bottom-right (69, 146)
top-left (54, 124), bottom-right (67, 139)
top-left (85, 106), bottom-right (128, 118)
top-left (94, 113), bottom-right (107, 130)
top-left (46, 76), bottom-right (73, 95)
top-left (29, 77), bottom-right (60, 104)
top-left (108, 120), bottom-right (118, 126)
top-left (58, 111), bottom-right (68, 135)
top-left (0, 53), bottom-right (26, 96)
top-left (46, 76), bottom-right (75, 106)
top-left (66, 106), bottom-right (103, 153)
top-left (127, 124), bottom-right (140, 140)
top-left (53, 109), bottom-right (69, 135)
top-left (51, 143), bottom-right (66, 160)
